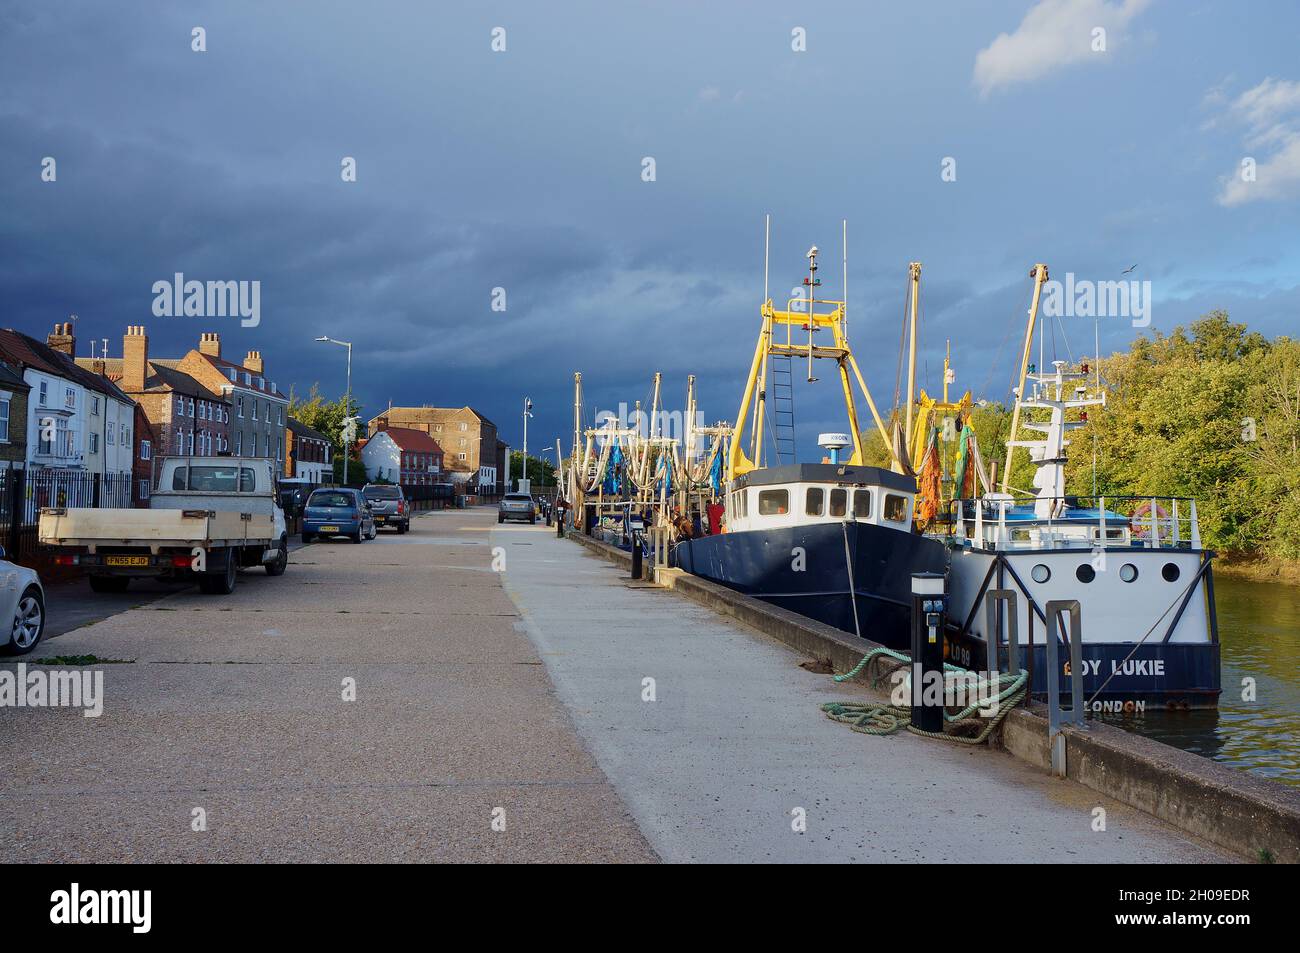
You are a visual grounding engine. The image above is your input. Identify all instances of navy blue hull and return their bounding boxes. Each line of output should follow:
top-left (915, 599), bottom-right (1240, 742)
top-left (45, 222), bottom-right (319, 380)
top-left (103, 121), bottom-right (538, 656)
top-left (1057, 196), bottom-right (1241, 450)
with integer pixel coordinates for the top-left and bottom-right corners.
top-left (948, 631), bottom-right (1221, 709)
top-left (672, 522), bottom-right (948, 644)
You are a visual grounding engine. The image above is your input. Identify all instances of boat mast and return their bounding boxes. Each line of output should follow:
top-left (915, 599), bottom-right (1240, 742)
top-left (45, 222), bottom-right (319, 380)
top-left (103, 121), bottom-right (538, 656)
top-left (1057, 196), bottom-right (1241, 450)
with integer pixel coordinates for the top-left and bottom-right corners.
top-left (905, 261), bottom-right (921, 441)
top-left (728, 225), bottom-right (897, 481)
top-left (1001, 263), bottom-right (1049, 493)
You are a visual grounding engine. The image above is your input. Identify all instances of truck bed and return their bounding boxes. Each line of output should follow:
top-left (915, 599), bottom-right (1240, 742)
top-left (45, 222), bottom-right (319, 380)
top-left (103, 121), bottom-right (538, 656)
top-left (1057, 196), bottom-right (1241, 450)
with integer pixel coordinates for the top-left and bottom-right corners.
top-left (39, 506), bottom-right (277, 551)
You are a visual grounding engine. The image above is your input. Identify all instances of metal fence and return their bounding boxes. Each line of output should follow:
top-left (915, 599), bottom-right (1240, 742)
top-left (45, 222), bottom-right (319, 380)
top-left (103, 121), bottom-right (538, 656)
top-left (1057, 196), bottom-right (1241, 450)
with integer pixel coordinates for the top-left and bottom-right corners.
top-left (0, 466), bottom-right (136, 563)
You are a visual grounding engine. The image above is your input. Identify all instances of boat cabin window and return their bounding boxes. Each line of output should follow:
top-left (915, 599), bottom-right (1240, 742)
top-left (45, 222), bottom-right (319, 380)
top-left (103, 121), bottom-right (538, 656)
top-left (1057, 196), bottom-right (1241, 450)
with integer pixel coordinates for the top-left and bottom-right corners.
top-left (883, 493), bottom-right (909, 523)
top-left (853, 489), bottom-right (872, 518)
top-left (757, 489), bottom-right (788, 516)
top-left (829, 488), bottom-right (847, 518)
top-left (805, 488), bottom-right (824, 516)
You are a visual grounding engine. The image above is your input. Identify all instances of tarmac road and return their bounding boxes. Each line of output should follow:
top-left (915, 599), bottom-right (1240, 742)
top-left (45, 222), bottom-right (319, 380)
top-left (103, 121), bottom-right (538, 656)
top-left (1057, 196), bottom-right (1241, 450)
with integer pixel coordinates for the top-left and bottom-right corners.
top-left (0, 510), bottom-right (655, 862)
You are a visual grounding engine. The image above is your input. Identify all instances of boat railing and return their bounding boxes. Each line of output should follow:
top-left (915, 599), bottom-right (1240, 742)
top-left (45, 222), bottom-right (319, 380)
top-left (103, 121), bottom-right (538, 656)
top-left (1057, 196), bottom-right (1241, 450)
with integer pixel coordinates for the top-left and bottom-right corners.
top-left (947, 495), bottom-right (1202, 551)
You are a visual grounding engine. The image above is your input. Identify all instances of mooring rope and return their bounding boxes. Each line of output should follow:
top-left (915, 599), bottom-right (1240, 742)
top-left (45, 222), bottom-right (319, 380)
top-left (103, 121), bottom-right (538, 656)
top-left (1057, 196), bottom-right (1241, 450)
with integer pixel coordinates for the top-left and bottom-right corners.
top-left (821, 646), bottom-right (1029, 745)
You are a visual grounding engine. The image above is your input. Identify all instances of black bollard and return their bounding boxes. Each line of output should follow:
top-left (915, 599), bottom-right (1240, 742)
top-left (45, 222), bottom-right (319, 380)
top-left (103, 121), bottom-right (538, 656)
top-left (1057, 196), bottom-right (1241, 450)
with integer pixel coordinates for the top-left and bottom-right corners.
top-left (910, 572), bottom-right (947, 733)
top-left (556, 510), bottom-right (565, 538)
top-left (631, 530), bottom-right (642, 579)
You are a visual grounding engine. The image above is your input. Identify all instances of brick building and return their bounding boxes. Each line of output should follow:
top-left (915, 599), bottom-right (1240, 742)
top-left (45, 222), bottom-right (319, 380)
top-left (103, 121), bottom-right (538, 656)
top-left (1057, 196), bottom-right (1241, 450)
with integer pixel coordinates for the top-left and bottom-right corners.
top-left (0, 360), bottom-right (31, 471)
top-left (366, 406), bottom-right (501, 492)
top-left (79, 326), bottom-right (231, 460)
top-left (285, 417), bottom-right (333, 483)
top-left (166, 333), bottom-right (289, 464)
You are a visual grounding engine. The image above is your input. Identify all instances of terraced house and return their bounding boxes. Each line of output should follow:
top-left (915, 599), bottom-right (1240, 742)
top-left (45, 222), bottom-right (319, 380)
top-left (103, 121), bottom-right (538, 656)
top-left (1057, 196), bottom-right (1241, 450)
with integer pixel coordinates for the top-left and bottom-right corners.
top-left (78, 326), bottom-right (232, 465)
top-left (170, 333), bottom-right (288, 465)
top-left (0, 325), bottom-right (136, 487)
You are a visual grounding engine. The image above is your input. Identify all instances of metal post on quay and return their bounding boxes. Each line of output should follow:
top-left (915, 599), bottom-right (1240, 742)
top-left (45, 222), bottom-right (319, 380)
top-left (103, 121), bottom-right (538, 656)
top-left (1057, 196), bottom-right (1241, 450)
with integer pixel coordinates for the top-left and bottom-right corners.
top-left (910, 571), bottom-right (947, 734)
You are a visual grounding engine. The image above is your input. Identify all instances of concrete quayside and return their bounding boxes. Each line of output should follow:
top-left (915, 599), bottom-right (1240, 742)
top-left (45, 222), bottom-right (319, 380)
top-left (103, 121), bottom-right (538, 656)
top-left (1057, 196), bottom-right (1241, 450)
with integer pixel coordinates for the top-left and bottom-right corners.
top-left (6, 506), bottom-right (1296, 865)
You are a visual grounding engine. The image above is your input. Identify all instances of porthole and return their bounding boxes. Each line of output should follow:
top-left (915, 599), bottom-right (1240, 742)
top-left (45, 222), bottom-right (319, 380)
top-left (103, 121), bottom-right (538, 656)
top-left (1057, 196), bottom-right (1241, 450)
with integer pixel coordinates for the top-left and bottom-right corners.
top-left (1076, 564), bottom-right (1096, 583)
top-left (1161, 562), bottom-right (1180, 582)
top-left (1119, 563), bottom-right (1139, 583)
top-left (1031, 564), bottom-right (1051, 583)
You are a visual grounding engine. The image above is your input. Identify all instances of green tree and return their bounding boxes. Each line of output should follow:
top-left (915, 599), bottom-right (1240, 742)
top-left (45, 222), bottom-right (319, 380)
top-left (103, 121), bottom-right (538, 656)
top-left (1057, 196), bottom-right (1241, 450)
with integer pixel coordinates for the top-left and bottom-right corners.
top-left (509, 451), bottom-right (556, 491)
top-left (288, 384), bottom-right (365, 483)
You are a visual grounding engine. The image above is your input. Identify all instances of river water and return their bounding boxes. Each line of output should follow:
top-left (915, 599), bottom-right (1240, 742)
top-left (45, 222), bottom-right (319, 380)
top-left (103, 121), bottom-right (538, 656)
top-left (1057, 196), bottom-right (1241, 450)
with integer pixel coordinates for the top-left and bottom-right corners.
top-left (1103, 574), bottom-right (1300, 786)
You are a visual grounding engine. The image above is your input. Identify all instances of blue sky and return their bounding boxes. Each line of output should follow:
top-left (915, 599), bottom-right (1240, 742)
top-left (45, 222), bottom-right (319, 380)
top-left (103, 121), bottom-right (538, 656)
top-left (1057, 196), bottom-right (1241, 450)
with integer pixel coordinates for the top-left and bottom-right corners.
top-left (2, 0), bottom-right (1298, 458)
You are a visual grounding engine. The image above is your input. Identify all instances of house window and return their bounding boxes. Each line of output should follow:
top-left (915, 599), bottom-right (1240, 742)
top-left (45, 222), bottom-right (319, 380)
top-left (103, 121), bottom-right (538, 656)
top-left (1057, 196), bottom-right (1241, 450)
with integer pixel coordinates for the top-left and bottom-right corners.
top-left (140, 440), bottom-right (152, 460)
top-left (237, 396), bottom-right (244, 418)
top-left (122, 423), bottom-right (128, 445)
top-left (92, 396), bottom-right (100, 415)
top-left (90, 432), bottom-right (100, 452)
top-left (457, 452), bottom-right (467, 460)
top-left (187, 431), bottom-right (195, 454)
top-left (235, 431), bottom-right (242, 454)
top-left (264, 434), bottom-right (270, 456)
top-left (64, 386), bottom-right (75, 409)
top-left (251, 400), bottom-right (258, 421)
top-left (188, 398), bottom-right (195, 417)
top-left (277, 436), bottom-right (282, 460)
top-left (277, 407), bottom-right (283, 425)
top-left (458, 422), bottom-right (467, 431)
top-left (39, 381), bottom-right (48, 406)
top-left (175, 427), bottom-right (183, 451)
top-left (106, 424), bottom-right (114, 446)
top-left (0, 397), bottom-right (9, 442)
top-left (139, 478), bottom-right (151, 501)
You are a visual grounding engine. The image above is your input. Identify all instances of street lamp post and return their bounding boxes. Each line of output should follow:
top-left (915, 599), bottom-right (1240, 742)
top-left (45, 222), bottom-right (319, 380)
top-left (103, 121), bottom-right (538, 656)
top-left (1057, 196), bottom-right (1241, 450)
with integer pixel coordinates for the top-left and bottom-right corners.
top-left (521, 397), bottom-right (533, 492)
top-left (315, 336), bottom-right (353, 484)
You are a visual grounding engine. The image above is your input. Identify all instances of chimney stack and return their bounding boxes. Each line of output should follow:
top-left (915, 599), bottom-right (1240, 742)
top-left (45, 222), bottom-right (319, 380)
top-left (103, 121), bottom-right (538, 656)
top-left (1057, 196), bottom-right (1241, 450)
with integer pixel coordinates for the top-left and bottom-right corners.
top-left (244, 349), bottom-right (264, 375)
top-left (376, 416), bottom-right (389, 433)
top-left (198, 332), bottom-right (221, 359)
top-left (123, 325), bottom-right (149, 392)
top-left (47, 321), bottom-right (76, 356)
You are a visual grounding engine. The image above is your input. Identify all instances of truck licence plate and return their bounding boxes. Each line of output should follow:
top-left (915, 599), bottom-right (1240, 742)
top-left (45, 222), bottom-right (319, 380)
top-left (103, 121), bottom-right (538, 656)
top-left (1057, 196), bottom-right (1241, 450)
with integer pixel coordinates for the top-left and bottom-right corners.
top-left (320, 525), bottom-right (339, 533)
top-left (105, 556), bottom-right (149, 567)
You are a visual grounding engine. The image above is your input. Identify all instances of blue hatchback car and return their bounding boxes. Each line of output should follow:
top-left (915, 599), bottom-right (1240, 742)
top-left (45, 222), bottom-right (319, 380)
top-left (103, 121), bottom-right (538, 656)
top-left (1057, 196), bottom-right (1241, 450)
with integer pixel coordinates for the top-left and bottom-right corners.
top-left (302, 487), bottom-right (377, 544)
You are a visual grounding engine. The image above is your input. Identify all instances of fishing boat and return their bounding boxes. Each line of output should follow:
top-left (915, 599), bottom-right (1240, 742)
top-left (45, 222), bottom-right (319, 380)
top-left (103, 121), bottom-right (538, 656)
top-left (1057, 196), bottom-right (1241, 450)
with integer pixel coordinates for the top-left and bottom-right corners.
top-left (941, 264), bottom-right (1221, 710)
top-left (672, 231), bottom-right (947, 641)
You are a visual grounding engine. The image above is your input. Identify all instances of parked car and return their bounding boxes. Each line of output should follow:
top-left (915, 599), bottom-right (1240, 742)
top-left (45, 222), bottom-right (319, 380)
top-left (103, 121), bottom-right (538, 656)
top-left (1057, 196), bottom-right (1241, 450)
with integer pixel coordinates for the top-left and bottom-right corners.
top-left (0, 547), bottom-right (45, 655)
top-left (302, 488), bottom-right (377, 544)
top-left (362, 484), bottom-right (410, 533)
top-left (40, 456), bottom-right (288, 596)
top-left (499, 492), bottom-right (537, 524)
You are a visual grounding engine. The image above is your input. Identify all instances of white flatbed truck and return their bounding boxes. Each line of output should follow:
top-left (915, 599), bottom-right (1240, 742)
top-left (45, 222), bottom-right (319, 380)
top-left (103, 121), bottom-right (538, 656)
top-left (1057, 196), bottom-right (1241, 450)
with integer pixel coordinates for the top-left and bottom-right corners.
top-left (38, 456), bottom-right (289, 595)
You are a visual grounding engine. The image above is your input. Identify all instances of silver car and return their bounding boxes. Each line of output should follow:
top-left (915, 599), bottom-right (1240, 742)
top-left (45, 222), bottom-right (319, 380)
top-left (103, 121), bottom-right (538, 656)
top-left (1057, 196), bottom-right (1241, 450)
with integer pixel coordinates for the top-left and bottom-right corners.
top-left (0, 547), bottom-right (46, 655)
top-left (498, 493), bottom-right (537, 524)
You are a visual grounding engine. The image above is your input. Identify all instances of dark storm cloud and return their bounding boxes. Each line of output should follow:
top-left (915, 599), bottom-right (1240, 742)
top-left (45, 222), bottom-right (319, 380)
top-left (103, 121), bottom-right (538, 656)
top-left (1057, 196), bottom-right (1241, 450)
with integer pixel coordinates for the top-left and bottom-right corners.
top-left (2, 1), bottom-right (1298, 453)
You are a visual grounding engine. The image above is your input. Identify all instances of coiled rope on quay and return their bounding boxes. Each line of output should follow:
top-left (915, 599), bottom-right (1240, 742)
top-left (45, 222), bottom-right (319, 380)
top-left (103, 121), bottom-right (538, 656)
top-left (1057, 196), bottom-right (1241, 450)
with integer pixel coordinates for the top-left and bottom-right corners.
top-left (820, 646), bottom-right (1029, 745)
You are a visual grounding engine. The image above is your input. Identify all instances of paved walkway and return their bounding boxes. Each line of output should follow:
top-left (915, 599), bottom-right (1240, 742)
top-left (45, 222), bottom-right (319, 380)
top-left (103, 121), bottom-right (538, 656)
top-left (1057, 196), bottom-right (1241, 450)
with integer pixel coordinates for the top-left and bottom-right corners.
top-left (495, 519), bottom-right (1230, 863)
top-left (0, 509), bottom-right (654, 862)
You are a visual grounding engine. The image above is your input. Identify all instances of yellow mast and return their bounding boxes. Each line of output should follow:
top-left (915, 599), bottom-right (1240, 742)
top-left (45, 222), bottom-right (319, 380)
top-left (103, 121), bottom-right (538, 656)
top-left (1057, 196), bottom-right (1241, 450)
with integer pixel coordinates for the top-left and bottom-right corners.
top-left (1001, 263), bottom-right (1049, 493)
top-left (727, 240), bottom-right (896, 482)
top-left (905, 261), bottom-right (921, 440)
